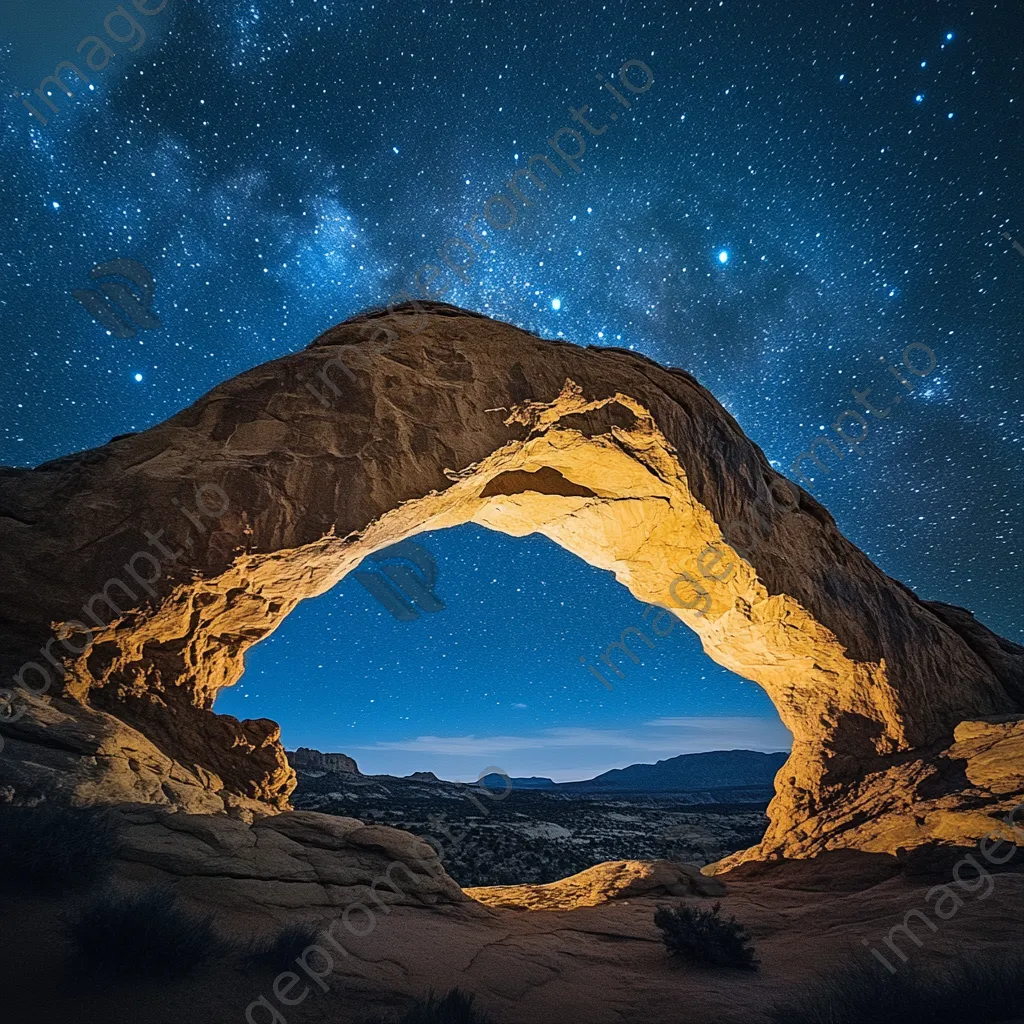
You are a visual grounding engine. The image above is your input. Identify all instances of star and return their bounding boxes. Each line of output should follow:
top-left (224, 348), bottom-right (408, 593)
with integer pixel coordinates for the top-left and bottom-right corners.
top-left (0, 0), bottom-right (1018, 778)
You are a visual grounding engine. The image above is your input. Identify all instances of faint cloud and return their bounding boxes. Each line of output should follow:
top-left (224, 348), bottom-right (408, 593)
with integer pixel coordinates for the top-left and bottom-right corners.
top-left (644, 715), bottom-right (792, 751)
top-left (356, 716), bottom-right (791, 759)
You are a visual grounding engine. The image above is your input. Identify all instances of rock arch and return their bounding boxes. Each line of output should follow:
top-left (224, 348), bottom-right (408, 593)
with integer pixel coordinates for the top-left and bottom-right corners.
top-left (1, 303), bottom-right (1022, 862)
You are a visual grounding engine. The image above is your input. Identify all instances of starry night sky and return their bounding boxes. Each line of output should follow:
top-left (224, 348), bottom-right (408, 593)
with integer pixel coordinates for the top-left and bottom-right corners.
top-left (1, 0), bottom-right (1021, 781)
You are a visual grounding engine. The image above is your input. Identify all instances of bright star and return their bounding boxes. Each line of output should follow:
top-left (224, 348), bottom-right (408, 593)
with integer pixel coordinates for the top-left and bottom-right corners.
top-left (551, 298), bottom-right (561, 310)
top-left (718, 250), bottom-right (729, 264)
top-left (946, 32), bottom-right (954, 41)
top-left (134, 373), bottom-right (143, 382)
top-left (915, 94), bottom-right (924, 103)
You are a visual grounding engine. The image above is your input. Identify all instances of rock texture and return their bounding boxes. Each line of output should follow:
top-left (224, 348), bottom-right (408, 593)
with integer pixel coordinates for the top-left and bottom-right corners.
top-left (0, 688), bottom-right (278, 818)
top-left (114, 806), bottom-right (466, 920)
top-left (466, 859), bottom-right (726, 910)
top-left (1, 301), bottom-right (1022, 861)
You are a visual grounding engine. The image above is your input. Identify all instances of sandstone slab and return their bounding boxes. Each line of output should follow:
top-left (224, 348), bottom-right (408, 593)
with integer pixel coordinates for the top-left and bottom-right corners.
top-left (466, 859), bottom-right (727, 910)
top-left (113, 806), bottom-right (466, 922)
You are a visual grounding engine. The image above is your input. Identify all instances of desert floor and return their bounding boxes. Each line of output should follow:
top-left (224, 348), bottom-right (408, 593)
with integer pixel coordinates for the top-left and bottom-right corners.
top-left (4, 851), bottom-right (1024, 1024)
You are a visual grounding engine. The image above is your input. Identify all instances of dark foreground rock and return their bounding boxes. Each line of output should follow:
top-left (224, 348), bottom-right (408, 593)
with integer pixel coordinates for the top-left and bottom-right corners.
top-left (4, 847), bottom-right (1024, 1024)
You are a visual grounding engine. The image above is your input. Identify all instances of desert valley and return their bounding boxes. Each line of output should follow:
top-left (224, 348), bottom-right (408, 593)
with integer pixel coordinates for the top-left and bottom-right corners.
top-left (287, 746), bottom-right (782, 886)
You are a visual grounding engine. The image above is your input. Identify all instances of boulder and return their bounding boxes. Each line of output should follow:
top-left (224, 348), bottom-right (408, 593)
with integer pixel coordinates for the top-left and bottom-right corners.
top-left (465, 859), bottom-right (727, 910)
top-left (113, 806), bottom-right (466, 922)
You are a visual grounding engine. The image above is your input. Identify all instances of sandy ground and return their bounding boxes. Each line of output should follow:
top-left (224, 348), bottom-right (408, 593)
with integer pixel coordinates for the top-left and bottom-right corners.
top-left (4, 852), bottom-right (1024, 1024)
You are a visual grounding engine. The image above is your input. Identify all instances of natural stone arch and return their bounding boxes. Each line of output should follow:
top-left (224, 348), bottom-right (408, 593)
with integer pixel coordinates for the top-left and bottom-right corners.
top-left (1, 302), bottom-right (1021, 862)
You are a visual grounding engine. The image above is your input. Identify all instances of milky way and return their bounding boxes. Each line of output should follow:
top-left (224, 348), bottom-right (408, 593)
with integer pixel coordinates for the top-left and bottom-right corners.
top-left (1, 0), bottom-right (1020, 779)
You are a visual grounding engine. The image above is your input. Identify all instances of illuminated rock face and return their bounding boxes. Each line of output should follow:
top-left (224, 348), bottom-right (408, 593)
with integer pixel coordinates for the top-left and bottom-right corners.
top-left (1, 303), bottom-right (1022, 855)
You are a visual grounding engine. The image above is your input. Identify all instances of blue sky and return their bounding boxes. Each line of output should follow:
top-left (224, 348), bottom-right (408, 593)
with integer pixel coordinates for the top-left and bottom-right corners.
top-left (2, 0), bottom-right (1020, 781)
top-left (215, 525), bottom-right (791, 781)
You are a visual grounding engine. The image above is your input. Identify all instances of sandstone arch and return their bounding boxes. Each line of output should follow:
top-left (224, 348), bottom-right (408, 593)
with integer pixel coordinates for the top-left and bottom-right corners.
top-left (1, 303), bottom-right (1022, 863)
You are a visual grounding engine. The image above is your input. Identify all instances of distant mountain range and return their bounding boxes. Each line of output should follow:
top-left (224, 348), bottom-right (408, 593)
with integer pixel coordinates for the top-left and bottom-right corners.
top-left (288, 746), bottom-right (788, 795)
top-left (480, 750), bottom-right (788, 794)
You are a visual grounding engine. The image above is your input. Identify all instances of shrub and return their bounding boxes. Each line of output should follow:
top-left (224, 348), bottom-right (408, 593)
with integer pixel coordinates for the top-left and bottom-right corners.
top-left (653, 901), bottom-right (758, 970)
top-left (377, 988), bottom-right (492, 1024)
top-left (767, 951), bottom-right (1024, 1024)
top-left (70, 885), bottom-right (226, 978)
top-left (243, 921), bottom-right (323, 971)
top-left (0, 803), bottom-right (121, 892)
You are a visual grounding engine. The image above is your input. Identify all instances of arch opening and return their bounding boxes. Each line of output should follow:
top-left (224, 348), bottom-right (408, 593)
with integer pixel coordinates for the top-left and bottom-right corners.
top-left (214, 522), bottom-right (791, 883)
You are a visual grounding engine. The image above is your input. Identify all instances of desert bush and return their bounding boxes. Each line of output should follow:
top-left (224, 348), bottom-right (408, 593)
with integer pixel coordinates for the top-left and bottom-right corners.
top-left (376, 988), bottom-right (492, 1024)
top-left (70, 885), bottom-right (226, 977)
top-left (653, 901), bottom-right (758, 970)
top-left (767, 951), bottom-right (1024, 1024)
top-left (243, 921), bottom-right (323, 971)
top-left (0, 803), bottom-right (121, 892)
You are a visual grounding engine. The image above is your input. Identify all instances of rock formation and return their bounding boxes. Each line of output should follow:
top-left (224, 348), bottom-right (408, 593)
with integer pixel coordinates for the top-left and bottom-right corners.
top-left (1, 301), bottom-right (1022, 861)
top-left (114, 806), bottom-right (465, 920)
top-left (466, 859), bottom-right (726, 910)
top-left (288, 747), bottom-right (360, 774)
